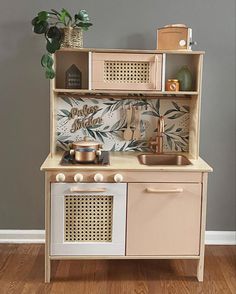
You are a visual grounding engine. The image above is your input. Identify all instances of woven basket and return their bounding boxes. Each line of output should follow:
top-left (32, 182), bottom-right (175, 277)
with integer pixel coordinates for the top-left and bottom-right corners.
top-left (61, 27), bottom-right (83, 48)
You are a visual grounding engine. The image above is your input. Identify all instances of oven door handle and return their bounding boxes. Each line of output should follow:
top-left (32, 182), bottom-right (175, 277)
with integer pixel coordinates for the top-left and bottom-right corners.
top-left (70, 187), bottom-right (107, 193)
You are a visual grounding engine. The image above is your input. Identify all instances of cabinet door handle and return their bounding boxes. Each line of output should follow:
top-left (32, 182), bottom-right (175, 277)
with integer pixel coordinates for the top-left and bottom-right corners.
top-left (70, 187), bottom-right (107, 193)
top-left (146, 188), bottom-right (183, 193)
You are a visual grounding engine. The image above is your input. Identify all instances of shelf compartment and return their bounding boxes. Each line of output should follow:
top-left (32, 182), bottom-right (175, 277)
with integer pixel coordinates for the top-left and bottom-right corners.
top-left (55, 51), bottom-right (89, 90)
top-left (165, 54), bottom-right (202, 92)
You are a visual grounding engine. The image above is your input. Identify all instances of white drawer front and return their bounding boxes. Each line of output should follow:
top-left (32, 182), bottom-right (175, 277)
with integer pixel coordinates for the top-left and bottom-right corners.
top-left (51, 183), bottom-right (127, 256)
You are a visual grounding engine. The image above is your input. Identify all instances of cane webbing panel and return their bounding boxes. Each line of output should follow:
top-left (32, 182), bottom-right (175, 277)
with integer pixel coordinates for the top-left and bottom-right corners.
top-left (64, 195), bottom-right (113, 242)
top-left (104, 61), bottom-right (150, 83)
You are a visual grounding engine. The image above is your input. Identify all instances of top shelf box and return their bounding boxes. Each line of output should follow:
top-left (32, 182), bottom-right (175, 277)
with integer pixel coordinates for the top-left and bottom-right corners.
top-left (54, 49), bottom-right (203, 95)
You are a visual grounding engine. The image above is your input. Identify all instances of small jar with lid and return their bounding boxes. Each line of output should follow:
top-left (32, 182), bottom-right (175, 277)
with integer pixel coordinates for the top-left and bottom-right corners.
top-left (166, 79), bottom-right (180, 92)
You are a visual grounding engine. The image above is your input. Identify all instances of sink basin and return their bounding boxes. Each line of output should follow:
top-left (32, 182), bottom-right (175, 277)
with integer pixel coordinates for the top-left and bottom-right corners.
top-left (137, 154), bottom-right (192, 166)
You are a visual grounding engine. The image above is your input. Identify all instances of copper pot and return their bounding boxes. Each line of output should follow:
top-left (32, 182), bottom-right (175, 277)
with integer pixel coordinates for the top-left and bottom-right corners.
top-left (69, 137), bottom-right (102, 162)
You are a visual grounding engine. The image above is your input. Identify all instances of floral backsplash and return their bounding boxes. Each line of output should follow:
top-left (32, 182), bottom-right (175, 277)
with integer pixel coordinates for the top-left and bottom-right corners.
top-left (56, 96), bottom-right (190, 152)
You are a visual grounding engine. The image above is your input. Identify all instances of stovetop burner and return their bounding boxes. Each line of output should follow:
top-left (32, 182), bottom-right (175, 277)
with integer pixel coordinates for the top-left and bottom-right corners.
top-left (60, 151), bottom-right (110, 166)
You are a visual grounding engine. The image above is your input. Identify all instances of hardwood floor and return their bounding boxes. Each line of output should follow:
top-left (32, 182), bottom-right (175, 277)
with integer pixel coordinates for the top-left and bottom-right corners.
top-left (0, 245), bottom-right (235, 293)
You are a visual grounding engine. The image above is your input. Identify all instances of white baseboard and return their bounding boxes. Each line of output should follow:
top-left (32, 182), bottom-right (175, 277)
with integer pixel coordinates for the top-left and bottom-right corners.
top-left (0, 230), bottom-right (45, 243)
top-left (0, 230), bottom-right (235, 245)
top-left (205, 231), bottom-right (236, 245)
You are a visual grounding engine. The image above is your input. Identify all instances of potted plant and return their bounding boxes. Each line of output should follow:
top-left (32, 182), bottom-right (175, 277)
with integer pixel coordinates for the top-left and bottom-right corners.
top-left (31, 8), bottom-right (92, 79)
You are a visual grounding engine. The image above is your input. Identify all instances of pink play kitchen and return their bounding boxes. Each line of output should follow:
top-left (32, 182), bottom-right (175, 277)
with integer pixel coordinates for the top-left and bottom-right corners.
top-left (33, 11), bottom-right (212, 282)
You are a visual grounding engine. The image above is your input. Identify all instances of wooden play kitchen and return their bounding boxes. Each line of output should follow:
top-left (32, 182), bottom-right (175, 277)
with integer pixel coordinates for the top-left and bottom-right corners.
top-left (40, 33), bottom-right (212, 282)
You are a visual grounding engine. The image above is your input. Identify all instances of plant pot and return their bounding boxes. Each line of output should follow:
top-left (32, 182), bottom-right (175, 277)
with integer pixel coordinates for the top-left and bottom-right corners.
top-left (61, 27), bottom-right (83, 48)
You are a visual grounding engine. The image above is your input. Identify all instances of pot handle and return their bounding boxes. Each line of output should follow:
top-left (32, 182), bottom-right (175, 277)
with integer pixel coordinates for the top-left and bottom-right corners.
top-left (96, 149), bottom-right (102, 156)
top-left (70, 149), bottom-right (75, 156)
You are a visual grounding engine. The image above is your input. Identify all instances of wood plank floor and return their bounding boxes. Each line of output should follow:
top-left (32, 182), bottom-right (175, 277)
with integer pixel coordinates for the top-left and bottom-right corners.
top-left (0, 245), bottom-right (235, 294)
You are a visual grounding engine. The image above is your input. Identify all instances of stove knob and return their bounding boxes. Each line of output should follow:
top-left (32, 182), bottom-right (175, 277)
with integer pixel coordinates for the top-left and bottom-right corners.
top-left (74, 173), bottom-right (83, 182)
top-left (56, 173), bottom-right (65, 182)
top-left (114, 173), bottom-right (123, 183)
top-left (94, 173), bottom-right (103, 182)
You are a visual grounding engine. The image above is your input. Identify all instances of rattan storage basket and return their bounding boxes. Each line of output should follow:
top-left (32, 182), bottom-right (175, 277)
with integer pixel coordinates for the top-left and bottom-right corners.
top-left (61, 27), bottom-right (83, 48)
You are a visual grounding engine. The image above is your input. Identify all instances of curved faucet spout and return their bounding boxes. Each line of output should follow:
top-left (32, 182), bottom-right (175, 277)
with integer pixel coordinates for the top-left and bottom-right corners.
top-left (149, 116), bottom-right (165, 154)
top-left (158, 116), bottom-right (165, 135)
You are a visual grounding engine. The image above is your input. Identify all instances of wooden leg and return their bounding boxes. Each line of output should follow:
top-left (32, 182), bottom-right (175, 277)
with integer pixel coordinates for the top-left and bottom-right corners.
top-left (197, 253), bottom-right (205, 282)
top-left (45, 172), bottom-right (51, 283)
top-left (196, 173), bottom-right (208, 282)
top-left (45, 254), bottom-right (51, 283)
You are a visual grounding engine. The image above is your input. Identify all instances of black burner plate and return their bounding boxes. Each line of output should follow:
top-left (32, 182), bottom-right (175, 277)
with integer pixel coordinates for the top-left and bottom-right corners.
top-left (60, 151), bottom-right (110, 166)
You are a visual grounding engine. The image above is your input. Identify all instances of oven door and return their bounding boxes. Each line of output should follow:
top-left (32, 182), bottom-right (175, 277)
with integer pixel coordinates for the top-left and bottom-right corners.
top-left (51, 183), bottom-right (127, 256)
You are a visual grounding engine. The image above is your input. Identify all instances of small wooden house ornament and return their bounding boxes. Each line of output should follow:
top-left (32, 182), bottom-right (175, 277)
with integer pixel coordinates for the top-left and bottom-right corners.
top-left (65, 64), bottom-right (82, 89)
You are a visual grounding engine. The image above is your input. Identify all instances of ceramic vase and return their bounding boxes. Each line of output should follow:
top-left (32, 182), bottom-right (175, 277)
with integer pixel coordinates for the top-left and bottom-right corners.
top-left (176, 66), bottom-right (192, 91)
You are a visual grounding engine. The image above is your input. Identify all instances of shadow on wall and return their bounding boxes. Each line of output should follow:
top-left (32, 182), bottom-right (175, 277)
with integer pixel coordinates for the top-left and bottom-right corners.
top-left (0, 21), bottom-right (49, 228)
top-left (98, 32), bottom-right (156, 50)
top-left (125, 33), bottom-right (148, 49)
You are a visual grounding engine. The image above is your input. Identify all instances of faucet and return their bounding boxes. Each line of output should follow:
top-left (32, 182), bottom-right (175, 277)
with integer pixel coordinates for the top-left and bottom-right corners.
top-left (149, 116), bottom-right (165, 154)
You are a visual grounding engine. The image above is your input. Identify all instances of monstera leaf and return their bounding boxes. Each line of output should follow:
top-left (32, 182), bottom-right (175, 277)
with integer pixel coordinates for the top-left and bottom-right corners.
top-left (41, 54), bottom-right (53, 68)
top-left (46, 39), bottom-right (60, 53)
top-left (76, 10), bottom-right (90, 22)
top-left (37, 11), bottom-right (49, 21)
top-left (41, 53), bottom-right (55, 79)
top-left (59, 8), bottom-right (72, 25)
top-left (45, 68), bottom-right (55, 79)
top-left (47, 26), bottom-right (62, 41)
top-left (32, 18), bottom-right (48, 34)
top-left (76, 22), bottom-right (93, 31)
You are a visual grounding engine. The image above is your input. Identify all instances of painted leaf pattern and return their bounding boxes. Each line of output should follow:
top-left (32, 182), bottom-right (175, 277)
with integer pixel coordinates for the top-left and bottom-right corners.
top-left (56, 97), bottom-right (190, 152)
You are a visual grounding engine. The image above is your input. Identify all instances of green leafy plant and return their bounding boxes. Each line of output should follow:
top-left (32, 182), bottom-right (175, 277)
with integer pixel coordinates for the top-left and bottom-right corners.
top-left (32, 8), bottom-right (93, 79)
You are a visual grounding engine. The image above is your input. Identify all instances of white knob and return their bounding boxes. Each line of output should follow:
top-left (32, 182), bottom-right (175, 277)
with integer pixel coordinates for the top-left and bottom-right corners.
top-left (179, 39), bottom-right (186, 47)
top-left (56, 173), bottom-right (65, 182)
top-left (94, 173), bottom-right (104, 182)
top-left (74, 173), bottom-right (83, 182)
top-left (114, 174), bottom-right (123, 183)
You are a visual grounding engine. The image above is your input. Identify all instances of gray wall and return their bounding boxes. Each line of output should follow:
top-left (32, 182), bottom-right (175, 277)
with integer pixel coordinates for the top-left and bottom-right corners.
top-left (0, 0), bottom-right (235, 230)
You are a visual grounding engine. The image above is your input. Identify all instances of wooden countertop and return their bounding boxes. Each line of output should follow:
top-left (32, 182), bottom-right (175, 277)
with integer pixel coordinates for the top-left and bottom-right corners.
top-left (40, 152), bottom-right (213, 172)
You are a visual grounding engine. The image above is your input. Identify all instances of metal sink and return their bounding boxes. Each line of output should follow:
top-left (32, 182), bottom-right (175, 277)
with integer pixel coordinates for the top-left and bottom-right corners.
top-left (137, 154), bottom-right (192, 166)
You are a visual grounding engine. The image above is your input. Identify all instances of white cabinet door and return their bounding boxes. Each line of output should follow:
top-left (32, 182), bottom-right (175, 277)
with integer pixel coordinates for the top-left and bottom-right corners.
top-left (51, 183), bottom-right (127, 256)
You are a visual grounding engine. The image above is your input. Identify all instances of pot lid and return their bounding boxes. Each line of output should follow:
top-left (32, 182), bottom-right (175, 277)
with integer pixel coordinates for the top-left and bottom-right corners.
top-left (73, 136), bottom-right (100, 147)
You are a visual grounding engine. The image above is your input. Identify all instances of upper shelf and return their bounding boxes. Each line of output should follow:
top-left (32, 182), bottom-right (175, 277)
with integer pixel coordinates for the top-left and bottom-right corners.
top-left (53, 88), bottom-right (198, 98)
